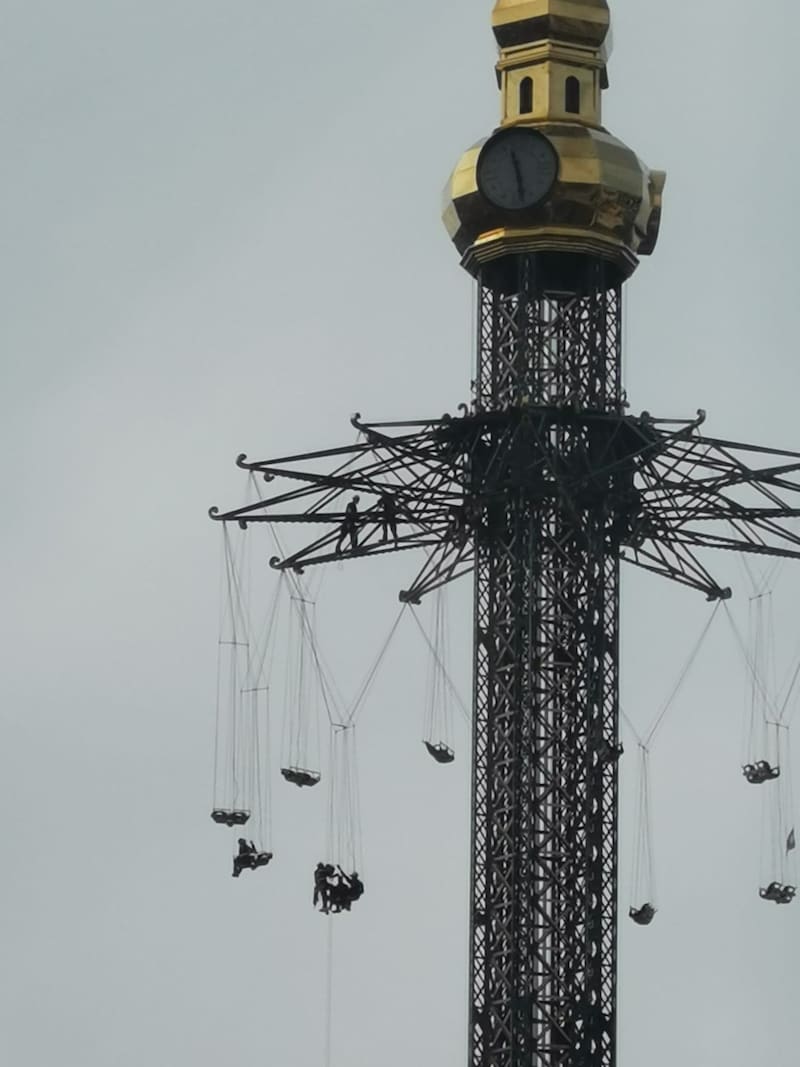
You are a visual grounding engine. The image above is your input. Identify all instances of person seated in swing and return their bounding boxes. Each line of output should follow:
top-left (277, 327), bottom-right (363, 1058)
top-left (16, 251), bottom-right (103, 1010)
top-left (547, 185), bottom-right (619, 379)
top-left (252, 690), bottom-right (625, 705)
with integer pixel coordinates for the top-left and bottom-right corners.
top-left (329, 868), bottom-right (364, 912)
top-left (327, 870), bottom-right (347, 913)
top-left (347, 871), bottom-right (364, 906)
top-left (378, 492), bottom-right (399, 543)
top-left (629, 902), bottom-right (656, 925)
top-left (232, 838), bottom-right (257, 878)
top-left (335, 496), bottom-right (361, 554)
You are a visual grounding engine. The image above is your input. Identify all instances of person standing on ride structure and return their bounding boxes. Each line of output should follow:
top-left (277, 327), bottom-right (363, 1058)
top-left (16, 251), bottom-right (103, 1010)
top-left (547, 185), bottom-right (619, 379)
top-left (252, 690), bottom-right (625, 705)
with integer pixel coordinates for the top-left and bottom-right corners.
top-left (378, 492), bottom-right (399, 543)
top-left (335, 496), bottom-right (360, 554)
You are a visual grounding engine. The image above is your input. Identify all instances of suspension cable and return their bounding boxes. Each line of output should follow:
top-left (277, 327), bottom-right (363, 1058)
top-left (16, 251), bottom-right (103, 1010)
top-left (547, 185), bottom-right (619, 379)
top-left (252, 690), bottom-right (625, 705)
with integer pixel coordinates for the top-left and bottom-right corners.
top-left (642, 601), bottom-right (721, 749)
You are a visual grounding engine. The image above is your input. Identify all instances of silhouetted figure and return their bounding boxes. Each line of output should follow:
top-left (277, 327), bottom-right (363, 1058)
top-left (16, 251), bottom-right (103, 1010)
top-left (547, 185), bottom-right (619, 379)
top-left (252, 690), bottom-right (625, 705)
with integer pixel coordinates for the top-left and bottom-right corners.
top-left (379, 493), bottom-right (399, 543)
top-left (447, 506), bottom-right (468, 546)
top-left (336, 496), bottom-right (360, 554)
top-left (347, 871), bottom-right (364, 906)
top-left (232, 838), bottom-right (256, 878)
top-left (314, 862), bottom-right (336, 913)
top-left (328, 867), bottom-right (365, 913)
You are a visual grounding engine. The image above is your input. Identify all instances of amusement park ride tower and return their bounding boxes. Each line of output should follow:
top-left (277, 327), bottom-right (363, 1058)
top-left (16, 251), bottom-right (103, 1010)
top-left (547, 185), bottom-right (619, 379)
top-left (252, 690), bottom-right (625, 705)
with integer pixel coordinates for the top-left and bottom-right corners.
top-left (211, 2), bottom-right (800, 1065)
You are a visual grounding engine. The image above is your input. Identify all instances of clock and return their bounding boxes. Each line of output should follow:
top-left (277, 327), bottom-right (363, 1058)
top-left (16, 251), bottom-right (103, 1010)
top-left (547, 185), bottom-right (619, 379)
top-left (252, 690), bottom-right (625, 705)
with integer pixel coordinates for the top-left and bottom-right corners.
top-left (476, 128), bottom-right (558, 211)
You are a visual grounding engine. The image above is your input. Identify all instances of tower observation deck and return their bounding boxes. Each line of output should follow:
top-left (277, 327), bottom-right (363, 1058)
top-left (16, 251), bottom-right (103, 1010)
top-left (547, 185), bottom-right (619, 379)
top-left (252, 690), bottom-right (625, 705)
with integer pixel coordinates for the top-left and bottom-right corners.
top-left (211, 3), bottom-right (800, 1065)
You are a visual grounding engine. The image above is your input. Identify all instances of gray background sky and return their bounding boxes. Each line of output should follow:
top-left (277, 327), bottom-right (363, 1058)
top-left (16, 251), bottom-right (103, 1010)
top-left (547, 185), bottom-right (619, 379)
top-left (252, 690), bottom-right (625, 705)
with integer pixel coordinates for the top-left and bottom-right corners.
top-left (2, 1), bottom-right (799, 1064)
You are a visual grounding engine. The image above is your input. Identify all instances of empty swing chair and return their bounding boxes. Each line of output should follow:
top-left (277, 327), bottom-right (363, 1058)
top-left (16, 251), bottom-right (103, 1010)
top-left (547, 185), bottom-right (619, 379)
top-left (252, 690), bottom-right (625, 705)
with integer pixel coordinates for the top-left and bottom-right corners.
top-left (629, 902), bottom-right (657, 926)
top-left (280, 593), bottom-right (323, 789)
top-left (743, 760), bottom-right (780, 785)
top-left (425, 741), bottom-right (455, 765)
top-left (629, 746), bottom-right (657, 926)
top-left (211, 523), bottom-right (255, 828)
top-left (281, 766), bottom-right (321, 788)
top-left (212, 808), bottom-right (250, 827)
top-left (421, 589), bottom-right (458, 765)
top-left (759, 882), bottom-right (795, 905)
top-left (758, 723), bottom-right (796, 905)
top-left (742, 593), bottom-right (781, 786)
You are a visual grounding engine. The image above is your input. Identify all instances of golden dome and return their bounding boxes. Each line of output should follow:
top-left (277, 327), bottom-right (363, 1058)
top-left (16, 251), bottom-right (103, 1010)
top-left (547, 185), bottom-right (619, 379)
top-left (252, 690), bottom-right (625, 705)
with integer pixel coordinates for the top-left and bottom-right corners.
top-left (492, 0), bottom-right (610, 50)
top-left (441, 1), bottom-right (663, 286)
top-left (443, 124), bottom-right (664, 284)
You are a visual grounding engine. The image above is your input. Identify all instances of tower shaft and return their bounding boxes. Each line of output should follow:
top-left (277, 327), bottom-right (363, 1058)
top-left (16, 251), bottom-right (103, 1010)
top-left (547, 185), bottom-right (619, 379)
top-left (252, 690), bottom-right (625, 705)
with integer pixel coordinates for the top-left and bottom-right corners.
top-left (470, 256), bottom-right (622, 1067)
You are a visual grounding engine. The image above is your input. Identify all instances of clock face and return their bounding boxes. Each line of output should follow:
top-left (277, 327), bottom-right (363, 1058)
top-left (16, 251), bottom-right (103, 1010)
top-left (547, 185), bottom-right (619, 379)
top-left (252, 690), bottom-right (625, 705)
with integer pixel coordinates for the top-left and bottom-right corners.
top-left (476, 128), bottom-right (558, 211)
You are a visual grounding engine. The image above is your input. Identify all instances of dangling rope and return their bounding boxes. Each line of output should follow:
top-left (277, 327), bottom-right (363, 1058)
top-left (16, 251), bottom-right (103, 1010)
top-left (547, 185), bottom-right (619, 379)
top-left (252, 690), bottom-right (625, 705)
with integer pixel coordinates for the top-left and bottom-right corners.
top-left (212, 515), bottom-right (283, 830)
top-left (278, 591), bottom-right (327, 786)
top-left (343, 606), bottom-right (407, 728)
top-left (620, 605), bottom-right (721, 917)
top-left (246, 685), bottom-right (272, 849)
top-left (619, 602), bottom-right (721, 752)
top-left (724, 600), bottom-right (778, 736)
top-left (326, 724), bottom-right (363, 875)
top-left (761, 721), bottom-right (797, 887)
top-left (213, 523), bottom-right (252, 813)
top-left (324, 914), bottom-right (334, 1067)
top-left (630, 745), bottom-right (657, 908)
top-left (410, 601), bottom-right (470, 725)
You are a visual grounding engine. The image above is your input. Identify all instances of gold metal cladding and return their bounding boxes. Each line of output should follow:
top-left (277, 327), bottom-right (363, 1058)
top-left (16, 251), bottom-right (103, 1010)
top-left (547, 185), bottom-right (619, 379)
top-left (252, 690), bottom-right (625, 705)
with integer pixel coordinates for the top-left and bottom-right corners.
top-left (462, 227), bottom-right (637, 274)
top-left (492, 0), bottom-right (610, 49)
top-left (442, 123), bottom-right (664, 279)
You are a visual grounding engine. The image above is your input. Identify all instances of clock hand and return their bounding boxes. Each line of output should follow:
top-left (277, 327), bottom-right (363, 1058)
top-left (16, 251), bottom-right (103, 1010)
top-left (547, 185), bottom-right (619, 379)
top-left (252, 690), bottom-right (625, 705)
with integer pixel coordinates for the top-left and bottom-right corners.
top-left (510, 151), bottom-right (524, 201)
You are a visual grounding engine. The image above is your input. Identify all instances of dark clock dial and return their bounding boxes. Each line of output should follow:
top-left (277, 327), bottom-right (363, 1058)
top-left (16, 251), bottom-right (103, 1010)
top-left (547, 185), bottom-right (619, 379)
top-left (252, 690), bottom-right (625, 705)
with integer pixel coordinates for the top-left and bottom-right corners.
top-left (476, 128), bottom-right (558, 211)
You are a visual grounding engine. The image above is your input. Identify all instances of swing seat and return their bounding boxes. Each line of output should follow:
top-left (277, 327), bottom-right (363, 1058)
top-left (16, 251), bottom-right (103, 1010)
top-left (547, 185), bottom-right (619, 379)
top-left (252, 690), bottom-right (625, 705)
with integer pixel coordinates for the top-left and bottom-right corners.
top-left (211, 808), bottom-right (251, 827)
top-left (424, 741), bottom-right (455, 764)
top-left (281, 766), bottom-right (321, 788)
top-left (742, 762), bottom-right (780, 785)
top-left (760, 882), bottom-right (795, 904)
top-left (629, 903), bottom-right (656, 926)
top-left (234, 851), bottom-right (273, 876)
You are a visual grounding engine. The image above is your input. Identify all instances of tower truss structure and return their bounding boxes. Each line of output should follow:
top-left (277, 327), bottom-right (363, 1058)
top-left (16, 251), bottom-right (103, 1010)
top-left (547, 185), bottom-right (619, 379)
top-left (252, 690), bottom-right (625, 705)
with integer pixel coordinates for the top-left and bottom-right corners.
top-left (210, 3), bottom-right (800, 1065)
top-left (212, 255), bottom-right (800, 1066)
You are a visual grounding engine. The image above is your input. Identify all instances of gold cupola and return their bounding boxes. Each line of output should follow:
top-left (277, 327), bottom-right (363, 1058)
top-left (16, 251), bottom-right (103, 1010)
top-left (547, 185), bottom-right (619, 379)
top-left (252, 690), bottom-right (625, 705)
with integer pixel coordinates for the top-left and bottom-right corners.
top-left (443, 0), bottom-right (664, 288)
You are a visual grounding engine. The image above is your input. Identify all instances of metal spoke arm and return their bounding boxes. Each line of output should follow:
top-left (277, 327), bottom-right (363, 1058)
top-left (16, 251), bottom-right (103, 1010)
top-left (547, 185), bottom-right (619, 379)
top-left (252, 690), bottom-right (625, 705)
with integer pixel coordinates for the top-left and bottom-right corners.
top-left (209, 415), bottom-right (476, 582)
top-left (620, 540), bottom-right (731, 600)
top-left (629, 427), bottom-right (800, 595)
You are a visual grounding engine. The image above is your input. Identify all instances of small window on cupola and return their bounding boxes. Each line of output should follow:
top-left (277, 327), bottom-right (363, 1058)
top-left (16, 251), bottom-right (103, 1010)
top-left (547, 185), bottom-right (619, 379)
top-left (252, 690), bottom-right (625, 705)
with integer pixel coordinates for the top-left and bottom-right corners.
top-left (519, 77), bottom-right (533, 115)
top-left (565, 76), bottom-right (581, 115)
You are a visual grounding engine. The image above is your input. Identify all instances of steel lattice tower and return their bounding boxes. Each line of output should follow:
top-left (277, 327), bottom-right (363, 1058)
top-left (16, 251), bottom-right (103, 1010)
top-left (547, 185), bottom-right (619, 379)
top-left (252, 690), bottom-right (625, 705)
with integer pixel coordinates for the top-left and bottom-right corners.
top-left (211, 4), bottom-right (800, 1065)
top-left (469, 259), bottom-right (625, 1066)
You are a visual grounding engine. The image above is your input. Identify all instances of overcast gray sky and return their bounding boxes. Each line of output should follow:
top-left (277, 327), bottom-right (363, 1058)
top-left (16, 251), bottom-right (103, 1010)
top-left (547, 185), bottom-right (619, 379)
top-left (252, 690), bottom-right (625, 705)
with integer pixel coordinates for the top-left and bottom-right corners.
top-left (2, 1), bottom-right (800, 1065)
